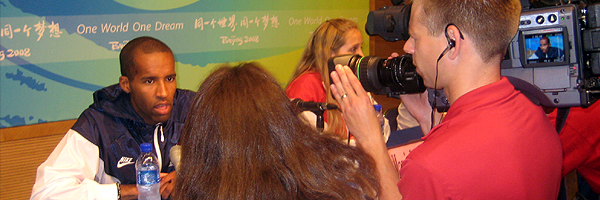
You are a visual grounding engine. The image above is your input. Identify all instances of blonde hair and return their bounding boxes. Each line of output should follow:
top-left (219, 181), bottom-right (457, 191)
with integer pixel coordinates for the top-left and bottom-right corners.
top-left (288, 18), bottom-right (359, 138)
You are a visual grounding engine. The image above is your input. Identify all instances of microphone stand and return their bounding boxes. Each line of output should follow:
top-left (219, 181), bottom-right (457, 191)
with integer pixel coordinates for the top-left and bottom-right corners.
top-left (295, 102), bottom-right (338, 133)
top-left (313, 109), bottom-right (326, 133)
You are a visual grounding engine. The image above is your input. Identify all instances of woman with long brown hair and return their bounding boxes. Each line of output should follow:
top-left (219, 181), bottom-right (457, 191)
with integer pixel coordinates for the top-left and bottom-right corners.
top-left (173, 63), bottom-right (380, 200)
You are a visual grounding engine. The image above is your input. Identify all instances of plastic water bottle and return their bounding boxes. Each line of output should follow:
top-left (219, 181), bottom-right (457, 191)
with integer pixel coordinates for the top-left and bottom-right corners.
top-left (374, 104), bottom-right (384, 131)
top-left (136, 143), bottom-right (161, 200)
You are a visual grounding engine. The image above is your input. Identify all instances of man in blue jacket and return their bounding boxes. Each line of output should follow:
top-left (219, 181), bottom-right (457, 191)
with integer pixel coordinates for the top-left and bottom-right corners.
top-left (531, 36), bottom-right (565, 62)
top-left (32, 36), bottom-right (195, 200)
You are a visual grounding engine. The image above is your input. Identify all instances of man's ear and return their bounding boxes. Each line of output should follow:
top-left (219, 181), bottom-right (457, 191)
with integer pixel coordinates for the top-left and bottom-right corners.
top-left (119, 76), bottom-right (131, 93)
top-left (447, 27), bottom-right (461, 60)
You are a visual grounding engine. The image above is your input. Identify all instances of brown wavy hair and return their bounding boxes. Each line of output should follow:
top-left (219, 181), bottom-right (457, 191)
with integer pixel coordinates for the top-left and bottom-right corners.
top-left (288, 18), bottom-right (360, 138)
top-left (174, 63), bottom-right (380, 200)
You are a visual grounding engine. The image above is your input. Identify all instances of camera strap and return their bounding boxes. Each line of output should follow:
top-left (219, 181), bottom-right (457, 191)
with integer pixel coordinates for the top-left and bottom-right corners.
top-left (555, 107), bottom-right (570, 133)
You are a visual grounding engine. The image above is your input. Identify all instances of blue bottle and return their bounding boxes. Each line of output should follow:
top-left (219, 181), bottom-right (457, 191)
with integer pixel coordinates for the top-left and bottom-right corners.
top-left (374, 104), bottom-right (384, 131)
top-left (136, 143), bottom-right (161, 200)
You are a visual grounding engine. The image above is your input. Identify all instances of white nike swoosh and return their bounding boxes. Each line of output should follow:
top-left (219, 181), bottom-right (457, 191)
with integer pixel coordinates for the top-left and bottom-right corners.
top-left (117, 161), bottom-right (135, 168)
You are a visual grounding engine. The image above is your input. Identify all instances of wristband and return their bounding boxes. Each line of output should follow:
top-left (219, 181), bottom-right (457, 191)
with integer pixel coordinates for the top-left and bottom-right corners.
top-left (116, 182), bottom-right (121, 200)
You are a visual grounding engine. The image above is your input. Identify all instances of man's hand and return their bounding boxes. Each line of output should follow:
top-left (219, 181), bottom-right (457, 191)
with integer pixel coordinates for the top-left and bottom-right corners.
top-left (119, 184), bottom-right (138, 200)
top-left (400, 91), bottom-right (433, 133)
top-left (118, 171), bottom-right (176, 200)
top-left (160, 171), bottom-right (177, 199)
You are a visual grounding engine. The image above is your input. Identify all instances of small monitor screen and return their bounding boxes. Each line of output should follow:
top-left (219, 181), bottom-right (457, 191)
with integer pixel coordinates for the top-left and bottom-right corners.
top-left (523, 29), bottom-right (566, 65)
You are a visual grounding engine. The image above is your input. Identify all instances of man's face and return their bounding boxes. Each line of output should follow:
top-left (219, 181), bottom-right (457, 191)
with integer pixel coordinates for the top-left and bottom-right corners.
top-left (120, 52), bottom-right (177, 125)
top-left (403, 0), bottom-right (448, 88)
top-left (540, 38), bottom-right (550, 53)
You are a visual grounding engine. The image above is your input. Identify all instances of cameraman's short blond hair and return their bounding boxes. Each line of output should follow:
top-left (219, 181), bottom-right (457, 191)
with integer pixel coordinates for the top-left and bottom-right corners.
top-left (415, 0), bottom-right (521, 63)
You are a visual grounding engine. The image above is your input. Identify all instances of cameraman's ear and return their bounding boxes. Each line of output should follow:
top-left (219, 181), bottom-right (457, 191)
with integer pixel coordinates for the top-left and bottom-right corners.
top-left (447, 26), bottom-right (463, 60)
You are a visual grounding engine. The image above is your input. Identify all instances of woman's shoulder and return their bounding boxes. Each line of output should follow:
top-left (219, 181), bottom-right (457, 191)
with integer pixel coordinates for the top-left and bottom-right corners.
top-left (293, 71), bottom-right (322, 82)
top-left (286, 71), bottom-right (326, 101)
top-left (287, 71), bottom-right (323, 89)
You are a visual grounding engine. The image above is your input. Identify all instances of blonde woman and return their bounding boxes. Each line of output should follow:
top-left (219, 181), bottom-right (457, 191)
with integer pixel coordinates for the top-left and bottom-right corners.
top-left (287, 18), bottom-right (389, 140)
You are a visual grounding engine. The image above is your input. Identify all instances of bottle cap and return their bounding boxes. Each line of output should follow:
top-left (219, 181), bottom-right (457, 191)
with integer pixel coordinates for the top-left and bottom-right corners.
top-left (140, 143), bottom-right (153, 153)
top-left (373, 104), bottom-right (382, 112)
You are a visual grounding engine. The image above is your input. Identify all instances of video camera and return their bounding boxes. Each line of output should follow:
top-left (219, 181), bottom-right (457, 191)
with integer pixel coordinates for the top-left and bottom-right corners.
top-left (346, 0), bottom-right (600, 109)
top-left (327, 0), bottom-right (426, 97)
top-left (501, 1), bottom-right (600, 108)
top-left (328, 0), bottom-right (445, 110)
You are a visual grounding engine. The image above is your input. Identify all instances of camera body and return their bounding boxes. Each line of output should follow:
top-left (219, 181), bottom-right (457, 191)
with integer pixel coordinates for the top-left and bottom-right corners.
top-left (501, 3), bottom-right (600, 108)
top-left (366, 3), bottom-right (411, 42)
top-left (328, 54), bottom-right (426, 95)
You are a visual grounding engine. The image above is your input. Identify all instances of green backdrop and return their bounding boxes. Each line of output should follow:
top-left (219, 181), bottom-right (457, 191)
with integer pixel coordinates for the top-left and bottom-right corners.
top-left (0, 0), bottom-right (369, 127)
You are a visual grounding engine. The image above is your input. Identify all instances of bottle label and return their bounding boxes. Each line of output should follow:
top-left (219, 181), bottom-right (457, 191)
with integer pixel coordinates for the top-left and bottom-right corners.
top-left (137, 169), bottom-right (160, 186)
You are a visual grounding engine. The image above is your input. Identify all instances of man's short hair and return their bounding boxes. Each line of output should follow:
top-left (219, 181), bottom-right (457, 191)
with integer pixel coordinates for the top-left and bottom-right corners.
top-left (418, 0), bottom-right (521, 62)
top-left (540, 36), bottom-right (550, 44)
top-left (119, 36), bottom-right (173, 78)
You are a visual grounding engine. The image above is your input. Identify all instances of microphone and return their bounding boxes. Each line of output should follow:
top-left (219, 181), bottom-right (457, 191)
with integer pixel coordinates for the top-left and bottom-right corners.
top-left (291, 99), bottom-right (338, 112)
top-left (169, 145), bottom-right (182, 171)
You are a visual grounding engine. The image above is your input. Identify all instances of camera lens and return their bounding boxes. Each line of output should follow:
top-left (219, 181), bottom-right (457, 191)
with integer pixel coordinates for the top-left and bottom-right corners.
top-left (328, 54), bottom-right (426, 95)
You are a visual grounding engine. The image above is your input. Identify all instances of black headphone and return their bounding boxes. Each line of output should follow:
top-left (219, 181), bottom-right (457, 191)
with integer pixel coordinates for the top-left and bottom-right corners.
top-left (445, 25), bottom-right (457, 48)
top-left (437, 24), bottom-right (464, 62)
top-left (431, 24), bottom-right (465, 128)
